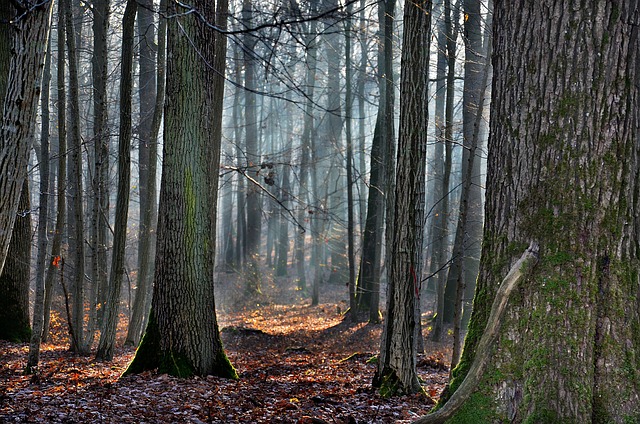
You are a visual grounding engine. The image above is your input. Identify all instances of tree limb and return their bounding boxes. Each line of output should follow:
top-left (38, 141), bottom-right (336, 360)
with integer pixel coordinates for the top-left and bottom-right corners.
top-left (413, 241), bottom-right (539, 424)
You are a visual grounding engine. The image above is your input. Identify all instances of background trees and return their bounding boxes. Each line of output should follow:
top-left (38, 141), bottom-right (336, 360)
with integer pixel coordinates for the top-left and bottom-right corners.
top-left (6, 0), bottom-right (494, 400)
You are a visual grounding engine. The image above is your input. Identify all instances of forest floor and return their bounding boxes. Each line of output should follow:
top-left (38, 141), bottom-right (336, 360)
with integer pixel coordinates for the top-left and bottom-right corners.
top-left (0, 269), bottom-right (452, 423)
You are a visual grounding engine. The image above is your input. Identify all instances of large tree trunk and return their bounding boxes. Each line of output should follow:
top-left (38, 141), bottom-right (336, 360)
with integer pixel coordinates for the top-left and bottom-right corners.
top-left (0, 1), bottom-right (53, 274)
top-left (0, 2), bottom-right (31, 343)
top-left (426, 1), bottom-right (640, 422)
top-left (125, 0), bottom-right (236, 379)
top-left (374, 0), bottom-right (431, 397)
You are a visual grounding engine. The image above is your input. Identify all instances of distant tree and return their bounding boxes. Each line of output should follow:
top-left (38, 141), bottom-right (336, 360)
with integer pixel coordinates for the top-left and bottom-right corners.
top-left (430, 0), bottom-right (457, 342)
top-left (373, 0), bottom-right (431, 396)
top-left (125, 0), bottom-right (237, 378)
top-left (0, 0), bottom-right (53, 275)
top-left (63, 0), bottom-right (89, 354)
top-left (418, 1), bottom-right (640, 422)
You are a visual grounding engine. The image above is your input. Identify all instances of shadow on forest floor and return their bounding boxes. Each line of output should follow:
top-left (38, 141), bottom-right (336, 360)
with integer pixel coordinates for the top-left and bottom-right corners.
top-left (1, 269), bottom-right (452, 423)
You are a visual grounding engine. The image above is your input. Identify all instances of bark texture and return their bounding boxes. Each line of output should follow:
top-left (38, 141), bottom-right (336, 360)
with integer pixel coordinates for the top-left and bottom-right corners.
top-left (125, 0), bottom-right (236, 379)
top-left (374, 0), bottom-right (431, 397)
top-left (438, 1), bottom-right (640, 422)
top-left (0, 1), bottom-right (53, 274)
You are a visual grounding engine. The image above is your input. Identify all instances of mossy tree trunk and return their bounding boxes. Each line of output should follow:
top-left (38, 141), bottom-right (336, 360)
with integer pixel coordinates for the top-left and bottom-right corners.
top-left (125, 0), bottom-right (236, 379)
top-left (438, 1), bottom-right (640, 422)
top-left (373, 0), bottom-right (431, 397)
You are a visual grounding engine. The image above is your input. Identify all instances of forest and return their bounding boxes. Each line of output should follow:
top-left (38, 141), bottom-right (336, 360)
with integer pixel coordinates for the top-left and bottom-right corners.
top-left (1, 0), bottom-right (639, 422)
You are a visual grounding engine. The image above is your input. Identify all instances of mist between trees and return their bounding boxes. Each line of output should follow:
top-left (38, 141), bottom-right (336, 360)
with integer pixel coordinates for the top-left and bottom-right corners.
top-left (2, 0), bottom-right (639, 422)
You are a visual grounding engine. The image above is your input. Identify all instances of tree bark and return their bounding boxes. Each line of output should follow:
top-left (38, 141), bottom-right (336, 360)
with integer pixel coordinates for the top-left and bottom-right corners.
top-left (125, 0), bottom-right (236, 379)
top-left (374, 0), bottom-right (431, 397)
top-left (0, 2), bottom-right (31, 343)
top-left (0, 1), bottom-right (53, 274)
top-left (0, 180), bottom-right (31, 342)
top-left (429, 1), bottom-right (640, 421)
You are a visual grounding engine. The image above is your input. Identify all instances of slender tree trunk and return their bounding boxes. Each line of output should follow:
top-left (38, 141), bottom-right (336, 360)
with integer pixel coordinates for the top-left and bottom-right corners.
top-left (26, 32), bottom-right (52, 372)
top-left (345, 1), bottom-right (357, 319)
top-left (243, 0), bottom-right (262, 293)
top-left (126, 0), bottom-right (165, 347)
top-left (295, 7), bottom-right (318, 292)
top-left (64, 0), bottom-right (88, 354)
top-left (89, 0), bottom-right (109, 334)
top-left (431, 0), bottom-right (457, 341)
top-left (356, 0), bottom-right (395, 322)
top-left (374, 0), bottom-right (431, 396)
top-left (96, 0), bottom-right (137, 361)
top-left (43, 6), bottom-right (68, 342)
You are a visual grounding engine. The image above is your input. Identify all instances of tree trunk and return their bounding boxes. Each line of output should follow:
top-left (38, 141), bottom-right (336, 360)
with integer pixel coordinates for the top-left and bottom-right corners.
top-left (43, 6), bottom-right (68, 342)
top-left (64, 0), bottom-right (88, 354)
top-left (126, 0), bottom-right (165, 348)
top-left (125, 0), bottom-right (236, 379)
top-left (96, 0), bottom-right (137, 361)
top-left (430, 0), bottom-right (456, 341)
top-left (356, 0), bottom-right (395, 321)
top-left (344, 1), bottom-right (356, 319)
top-left (26, 30), bottom-right (52, 372)
top-left (0, 2), bottom-right (30, 343)
top-left (0, 1), bottom-right (53, 274)
top-left (430, 1), bottom-right (640, 422)
top-left (243, 0), bottom-right (262, 294)
top-left (0, 180), bottom-right (31, 342)
top-left (295, 5), bottom-right (318, 292)
top-left (374, 0), bottom-right (431, 397)
top-left (89, 0), bottom-right (109, 333)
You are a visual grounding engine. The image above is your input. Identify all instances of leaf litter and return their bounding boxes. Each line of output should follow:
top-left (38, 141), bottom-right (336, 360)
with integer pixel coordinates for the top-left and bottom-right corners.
top-left (0, 275), bottom-right (451, 423)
